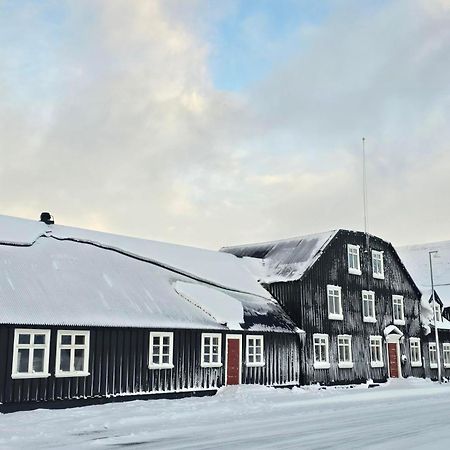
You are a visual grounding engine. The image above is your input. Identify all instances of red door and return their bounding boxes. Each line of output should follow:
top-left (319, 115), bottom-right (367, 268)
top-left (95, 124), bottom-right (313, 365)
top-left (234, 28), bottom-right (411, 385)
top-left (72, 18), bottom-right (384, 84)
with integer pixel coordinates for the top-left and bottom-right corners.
top-left (226, 338), bottom-right (241, 385)
top-left (388, 343), bottom-right (399, 377)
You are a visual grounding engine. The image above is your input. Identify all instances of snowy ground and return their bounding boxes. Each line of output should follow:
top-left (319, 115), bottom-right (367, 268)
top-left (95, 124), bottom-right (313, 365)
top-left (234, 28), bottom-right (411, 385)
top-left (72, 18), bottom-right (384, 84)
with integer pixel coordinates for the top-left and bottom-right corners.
top-left (1, 379), bottom-right (449, 449)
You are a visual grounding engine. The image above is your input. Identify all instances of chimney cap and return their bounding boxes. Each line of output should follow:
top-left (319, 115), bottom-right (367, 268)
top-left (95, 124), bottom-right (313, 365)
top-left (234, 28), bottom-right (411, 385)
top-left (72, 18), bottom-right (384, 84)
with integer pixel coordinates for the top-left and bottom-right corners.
top-left (40, 212), bottom-right (54, 225)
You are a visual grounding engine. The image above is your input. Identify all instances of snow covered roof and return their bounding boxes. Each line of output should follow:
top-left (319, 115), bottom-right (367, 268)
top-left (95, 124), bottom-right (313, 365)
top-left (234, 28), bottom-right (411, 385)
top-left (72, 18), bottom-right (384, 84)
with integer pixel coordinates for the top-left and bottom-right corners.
top-left (221, 231), bottom-right (338, 283)
top-left (397, 240), bottom-right (450, 308)
top-left (0, 214), bottom-right (296, 332)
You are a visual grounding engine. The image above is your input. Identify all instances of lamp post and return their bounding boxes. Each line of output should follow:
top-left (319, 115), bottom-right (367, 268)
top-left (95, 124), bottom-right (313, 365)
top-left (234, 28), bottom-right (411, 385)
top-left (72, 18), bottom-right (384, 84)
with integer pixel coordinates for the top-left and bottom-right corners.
top-left (429, 250), bottom-right (441, 383)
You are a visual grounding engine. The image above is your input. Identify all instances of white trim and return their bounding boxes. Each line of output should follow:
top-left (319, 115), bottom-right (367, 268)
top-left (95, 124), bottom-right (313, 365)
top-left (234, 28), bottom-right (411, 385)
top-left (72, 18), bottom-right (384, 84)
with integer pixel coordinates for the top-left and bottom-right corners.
top-left (327, 285), bottom-right (343, 321)
top-left (337, 334), bottom-right (353, 369)
top-left (347, 244), bottom-right (362, 276)
top-left (11, 329), bottom-right (51, 379)
top-left (149, 332), bottom-right (174, 369)
top-left (55, 330), bottom-right (90, 377)
top-left (245, 335), bottom-right (265, 367)
top-left (313, 333), bottom-right (330, 369)
top-left (434, 304), bottom-right (442, 322)
top-left (443, 343), bottom-right (450, 368)
top-left (409, 337), bottom-right (422, 367)
top-left (370, 335), bottom-right (384, 368)
top-left (429, 342), bottom-right (438, 369)
top-left (392, 295), bottom-right (405, 326)
top-left (362, 290), bottom-right (376, 323)
top-left (372, 250), bottom-right (385, 280)
top-left (225, 334), bottom-right (242, 385)
top-left (200, 333), bottom-right (223, 368)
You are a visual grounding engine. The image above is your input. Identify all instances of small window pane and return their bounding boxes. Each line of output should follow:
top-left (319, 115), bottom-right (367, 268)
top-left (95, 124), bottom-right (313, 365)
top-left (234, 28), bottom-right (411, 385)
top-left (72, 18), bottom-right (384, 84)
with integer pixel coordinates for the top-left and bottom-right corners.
top-left (162, 355), bottom-right (169, 364)
top-left (61, 335), bottom-right (71, 345)
top-left (34, 334), bottom-right (46, 345)
top-left (60, 349), bottom-right (71, 371)
top-left (163, 336), bottom-right (170, 345)
top-left (75, 335), bottom-right (85, 345)
top-left (153, 355), bottom-right (159, 364)
top-left (212, 354), bottom-right (218, 363)
top-left (152, 345), bottom-right (160, 355)
top-left (32, 349), bottom-right (45, 372)
top-left (17, 349), bottom-right (29, 373)
top-left (18, 334), bottom-right (30, 345)
top-left (153, 336), bottom-right (160, 345)
top-left (74, 349), bottom-right (85, 371)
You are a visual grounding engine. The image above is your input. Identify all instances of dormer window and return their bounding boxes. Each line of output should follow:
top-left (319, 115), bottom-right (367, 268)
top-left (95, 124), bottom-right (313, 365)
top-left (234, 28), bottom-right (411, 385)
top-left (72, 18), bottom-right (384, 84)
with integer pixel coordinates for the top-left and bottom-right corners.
top-left (372, 250), bottom-right (384, 279)
top-left (347, 244), bottom-right (361, 275)
top-left (434, 304), bottom-right (442, 322)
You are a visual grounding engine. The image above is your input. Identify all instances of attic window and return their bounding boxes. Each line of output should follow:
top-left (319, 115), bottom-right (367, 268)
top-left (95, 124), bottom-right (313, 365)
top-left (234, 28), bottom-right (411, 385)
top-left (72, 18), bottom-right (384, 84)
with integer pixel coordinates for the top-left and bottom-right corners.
top-left (55, 330), bottom-right (90, 377)
top-left (12, 329), bottom-right (51, 379)
top-left (327, 285), bottom-right (343, 320)
top-left (149, 332), bottom-right (174, 369)
top-left (201, 333), bottom-right (222, 368)
top-left (392, 295), bottom-right (405, 325)
top-left (372, 250), bottom-right (384, 279)
top-left (410, 338), bottom-right (422, 367)
top-left (347, 244), bottom-right (361, 275)
top-left (434, 304), bottom-right (442, 322)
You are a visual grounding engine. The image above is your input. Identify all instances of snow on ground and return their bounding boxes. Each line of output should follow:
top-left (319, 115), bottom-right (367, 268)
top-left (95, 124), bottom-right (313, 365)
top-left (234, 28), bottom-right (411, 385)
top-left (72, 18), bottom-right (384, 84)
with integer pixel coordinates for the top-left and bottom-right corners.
top-left (1, 379), bottom-right (450, 449)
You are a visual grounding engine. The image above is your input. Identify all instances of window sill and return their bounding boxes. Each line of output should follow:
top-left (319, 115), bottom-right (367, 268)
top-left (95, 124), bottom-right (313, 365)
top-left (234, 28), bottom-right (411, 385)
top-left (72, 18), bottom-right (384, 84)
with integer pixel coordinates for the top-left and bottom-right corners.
top-left (246, 362), bottom-right (265, 368)
top-left (148, 364), bottom-right (174, 370)
top-left (363, 317), bottom-right (377, 323)
top-left (370, 362), bottom-right (384, 368)
top-left (411, 362), bottom-right (422, 368)
top-left (329, 314), bottom-right (343, 321)
top-left (314, 362), bottom-right (330, 369)
top-left (430, 364), bottom-right (438, 369)
top-left (55, 371), bottom-right (90, 378)
top-left (200, 363), bottom-right (223, 368)
top-left (12, 372), bottom-right (50, 379)
top-left (338, 362), bottom-right (354, 369)
top-left (444, 364), bottom-right (450, 369)
top-left (373, 273), bottom-right (385, 280)
top-left (393, 319), bottom-right (405, 326)
top-left (348, 268), bottom-right (362, 276)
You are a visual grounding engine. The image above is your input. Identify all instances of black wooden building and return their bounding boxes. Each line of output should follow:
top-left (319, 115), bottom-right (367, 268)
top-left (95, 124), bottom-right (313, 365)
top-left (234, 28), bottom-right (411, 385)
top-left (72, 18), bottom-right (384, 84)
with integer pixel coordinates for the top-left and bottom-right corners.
top-left (0, 214), bottom-right (301, 411)
top-left (222, 229), bottom-right (424, 385)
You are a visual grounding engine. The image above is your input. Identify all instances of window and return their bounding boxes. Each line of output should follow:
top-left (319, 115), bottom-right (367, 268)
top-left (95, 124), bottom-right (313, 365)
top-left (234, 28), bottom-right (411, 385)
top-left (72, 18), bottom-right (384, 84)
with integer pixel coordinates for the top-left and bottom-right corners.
top-left (246, 335), bottom-right (264, 367)
top-left (443, 343), bottom-right (450, 368)
top-left (434, 304), bottom-right (442, 322)
top-left (149, 332), bottom-right (174, 369)
top-left (429, 342), bottom-right (437, 369)
top-left (410, 338), bottom-right (422, 367)
top-left (12, 329), bottom-right (51, 379)
top-left (55, 330), bottom-right (90, 377)
top-left (370, 336), bottom-right (384, 367)
top-left (362, 290), bottom-right (376, 323)
top-left (372, 250), bottom-right (384, 279)
top-left (313, 334), bottom-right (330, 369)
top-left (327, 285), bottom-right (343, 320)
top-left (347, 244), bottom-right (361, 275)
top-left (337, 335), bottom-right (353, 369)
top-left (392, 295), bottom-right (405, 325)
top-left (201, 333), bottom-right (222, 367)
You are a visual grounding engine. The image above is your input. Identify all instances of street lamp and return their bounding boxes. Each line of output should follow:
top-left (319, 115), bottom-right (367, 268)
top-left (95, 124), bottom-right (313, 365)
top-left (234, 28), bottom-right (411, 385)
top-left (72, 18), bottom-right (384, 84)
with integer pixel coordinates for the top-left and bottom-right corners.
top-left (429, 250), bottom-right (441, 383)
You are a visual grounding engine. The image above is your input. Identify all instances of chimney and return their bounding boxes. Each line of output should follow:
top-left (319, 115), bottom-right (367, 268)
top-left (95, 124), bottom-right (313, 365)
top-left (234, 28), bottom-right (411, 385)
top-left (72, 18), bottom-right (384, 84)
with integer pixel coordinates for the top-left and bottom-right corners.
top-left (40, 212), bottom-right (54, 225)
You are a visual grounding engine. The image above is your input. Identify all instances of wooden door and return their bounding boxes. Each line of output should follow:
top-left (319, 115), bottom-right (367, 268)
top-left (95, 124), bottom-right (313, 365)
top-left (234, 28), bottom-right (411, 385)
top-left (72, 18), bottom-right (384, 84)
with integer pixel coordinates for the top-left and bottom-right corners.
top-left (226, 337), bottom-right (241, 385)
top-left (388, 343), bottom-right (399, 377)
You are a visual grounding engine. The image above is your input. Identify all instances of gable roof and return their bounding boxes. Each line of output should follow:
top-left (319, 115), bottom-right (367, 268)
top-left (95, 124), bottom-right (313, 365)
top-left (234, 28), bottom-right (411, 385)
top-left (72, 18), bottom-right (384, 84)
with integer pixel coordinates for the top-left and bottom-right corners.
top-left (0, 214), bottom-right (296, 333)
top-left (397, 240), bottom-right (450, 308)
top-left (221, 230), bottom-right (338, 283)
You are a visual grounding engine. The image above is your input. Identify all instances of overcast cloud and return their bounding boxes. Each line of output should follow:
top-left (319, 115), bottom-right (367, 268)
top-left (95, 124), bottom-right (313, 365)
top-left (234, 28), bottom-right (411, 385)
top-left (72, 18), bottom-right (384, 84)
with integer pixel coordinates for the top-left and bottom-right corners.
top-left (0, 0), bottom-right (449, 249)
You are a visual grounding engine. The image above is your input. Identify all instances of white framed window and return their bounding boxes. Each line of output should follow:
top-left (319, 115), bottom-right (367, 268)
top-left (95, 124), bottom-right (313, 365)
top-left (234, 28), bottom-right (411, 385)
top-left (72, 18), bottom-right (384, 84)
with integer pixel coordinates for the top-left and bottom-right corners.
top-left (362, 290), bottom-right (376, 323)
top-left (55, 330), bottom-right (90, 377)
top-left (429, 342), bottom-right (437, 369)
top-left (370, 336), bottom-right (384, 367)
top-left (327, 285), bottom-right (343, 320)
top-left (392, 295), bottom-right (405, 325)
top-left (149, 332), bottom-right (174, 369)
top-left (12, 329), bottom-right (51, 379)
top-left (443, 343), bottom-right (450, 368)
top-left (337, 335), bottom-right (353, 369)
top-left (410, 338), bottom-right (422, 367)
top-left (434, 304), bottom-right (442, 322)
top-left (347, 244), bottom-right (361, 275)
top-left (313, 334), bottom-right (330, 369)
top-left (246, 335), bottom-right (264, 367)
top-left (372, 250), bottom-right (384, 279)
top-left (201, 333), bottom-right (222, 367)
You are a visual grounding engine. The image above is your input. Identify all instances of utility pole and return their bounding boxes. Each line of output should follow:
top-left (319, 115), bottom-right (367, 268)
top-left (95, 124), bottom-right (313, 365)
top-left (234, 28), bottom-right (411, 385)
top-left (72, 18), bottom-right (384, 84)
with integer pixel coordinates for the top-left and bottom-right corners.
top-left (429, 250), bottom-right (441, 383)
top-left (362, 137), bottom-right (370, 252)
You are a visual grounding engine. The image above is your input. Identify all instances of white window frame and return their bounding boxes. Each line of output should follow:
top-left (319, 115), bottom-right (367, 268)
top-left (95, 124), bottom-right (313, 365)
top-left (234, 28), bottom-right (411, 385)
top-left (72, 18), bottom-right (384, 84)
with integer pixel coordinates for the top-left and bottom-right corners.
top-left (201, 333), bottom-right (222, 368)
top-left (392, 295), bottom-right (405, 325)
top-left (429, 342), bottom-right (438, 369)
top-left (362, 290), bottom-right (376, 323)
top-left (370, 335), bottom-right (384, 368)
top-left (327, 285), bottom-right (343, 320)
top-left (149, 332), bottom-right (174, 369)
top-left (443, 343), bottom-right (450, 368)
top-left (313, 333), bottom-right (330, 369)
top-left (347, 244), bottom-right (361, 275)
top-left (12, 329), bottom-right (51, 379)
top-left (372, 250), bottom-right (385, 279)
top-left (245, 335), bottom-right (265, 367)
top-left (337, 335), bottom-right (353, 369)
top-left (410, 337), bottom-right (422, 367)
top-left (55, 330), bottom-right (90, 377)
top-left (434, 304), bottom-right (442, 322)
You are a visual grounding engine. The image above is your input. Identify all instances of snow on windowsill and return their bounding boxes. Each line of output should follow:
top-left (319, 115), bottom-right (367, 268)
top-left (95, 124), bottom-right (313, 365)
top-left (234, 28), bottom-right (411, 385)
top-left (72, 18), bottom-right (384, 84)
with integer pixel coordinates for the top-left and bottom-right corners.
top-left (11, 372), bottom-right (50, 379)
top-left (370, 362), bottom-right (384, 368)
top-left (329, 313), bottom-right (343, 321)
top-left (314, 362), bottom-right (330, 370)
top-left (348, 268), bottom-right (362, 276)
top-left (411, 362), bottom-right (422, 368)
top-left (373, 273), bottom-right (385, 280)
top-left (363, 317), bottom-right (377, 323)
top-left (338, 362), bottom-right (354, 369)
top-left (148, 364), bottom-right (175, 370)
top-left (200, 363), bottom-right (223, 369)
top-left (55, 371), bottom-right (90, 378)
top-left (394, 319), bottom-right (406, 326)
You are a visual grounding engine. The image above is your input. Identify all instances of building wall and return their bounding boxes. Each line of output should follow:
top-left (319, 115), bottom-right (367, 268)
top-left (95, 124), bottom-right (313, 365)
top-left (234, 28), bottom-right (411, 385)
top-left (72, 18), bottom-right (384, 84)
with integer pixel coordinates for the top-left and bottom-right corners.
top-left (422, 330), bottom-right (450, 380)
top-left (0, 325), bottom-right (300, 406)
top-left (266, 230), bottom-right (423, 384)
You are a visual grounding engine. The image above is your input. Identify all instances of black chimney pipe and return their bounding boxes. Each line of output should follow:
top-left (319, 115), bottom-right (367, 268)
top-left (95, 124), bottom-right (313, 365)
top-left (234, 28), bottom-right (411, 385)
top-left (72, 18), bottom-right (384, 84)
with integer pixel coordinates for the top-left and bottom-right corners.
top-left (40, 212), bottom-right (54, 225)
